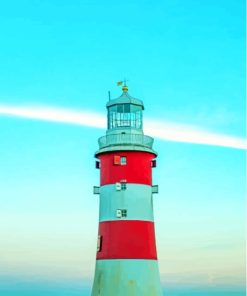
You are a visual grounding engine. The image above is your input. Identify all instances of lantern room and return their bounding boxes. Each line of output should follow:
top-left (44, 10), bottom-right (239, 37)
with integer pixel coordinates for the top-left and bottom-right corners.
top-left (106, 85), bottom-right (144, 132)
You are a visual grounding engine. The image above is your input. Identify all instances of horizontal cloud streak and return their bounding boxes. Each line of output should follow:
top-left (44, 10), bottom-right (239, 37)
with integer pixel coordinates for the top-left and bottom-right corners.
top-left (0, 105), bottom-right (246, 150)
top-left (145, 119), bottom-right (247, 150)
top-left (0, 105), bottom-right (105, 128)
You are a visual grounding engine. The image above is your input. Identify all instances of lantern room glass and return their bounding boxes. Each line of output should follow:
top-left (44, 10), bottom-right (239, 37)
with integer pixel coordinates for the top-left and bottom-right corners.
top-left (108, 104), bottom-right (143, 129)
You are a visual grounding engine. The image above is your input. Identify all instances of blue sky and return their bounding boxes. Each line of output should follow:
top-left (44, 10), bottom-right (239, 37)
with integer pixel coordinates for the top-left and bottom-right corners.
top-left (0, 0), bottom-right (245, 295)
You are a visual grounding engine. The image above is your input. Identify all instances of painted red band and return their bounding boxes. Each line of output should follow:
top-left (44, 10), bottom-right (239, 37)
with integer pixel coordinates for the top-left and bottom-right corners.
top-left (97, 151), bottom-right (156, 186)
top-left (96, 220), bottom-right (157, 260)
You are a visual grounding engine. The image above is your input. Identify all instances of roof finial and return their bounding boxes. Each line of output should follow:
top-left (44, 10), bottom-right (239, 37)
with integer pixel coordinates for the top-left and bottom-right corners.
top-left (117, 78), bottom-right (129, 92)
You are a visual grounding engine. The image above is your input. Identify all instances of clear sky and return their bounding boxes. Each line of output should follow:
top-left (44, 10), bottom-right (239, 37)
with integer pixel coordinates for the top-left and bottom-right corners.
top-left (0, 1), bottom-right (246, 296)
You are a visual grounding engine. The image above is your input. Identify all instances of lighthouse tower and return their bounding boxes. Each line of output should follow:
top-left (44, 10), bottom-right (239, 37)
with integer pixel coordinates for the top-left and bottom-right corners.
top-left (91, 84), bottom-right (162, 296)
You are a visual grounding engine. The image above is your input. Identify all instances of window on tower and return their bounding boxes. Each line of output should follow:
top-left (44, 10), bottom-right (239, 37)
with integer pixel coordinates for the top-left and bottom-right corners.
top-left (97, 235), bottom-right (102, 252)
top-left (113, 155), bottom-right (121, 165)
top-left (120, 156), bottom-right (127, 165)
top-left (116, 209), bottom-right (127, 218)
top-left (95, 160), bottom-right (100, 169)
top-left (121, 182), bottom-right (127, 190)
top-left (113, 155), bottom-right (127, 165)
top-left (121, 209), bottom-right (127, 217)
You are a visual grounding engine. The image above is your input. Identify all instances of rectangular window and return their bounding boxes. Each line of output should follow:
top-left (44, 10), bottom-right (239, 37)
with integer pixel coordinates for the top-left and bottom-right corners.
top-left (151, 160), bottom-right (156, 168)
top-left (120, 156), bottom-right (127, 165)
top-left (93, 186), bottom-right (100, 194)
top-left (112, 112), bottom-right (116, 128)
top-left (116, 209), bottom-right (122, 218)
top-left (116, 209), bottom-right (127, 218)
top-left (116, 182), bottom-right (121, 191)
top-left (121, 182), bottom-right (127, 190)
top-left (124, 104), bottom-right (130, 113)
top-left (95, 161), bottom-right (100, 169)
top-left (121, 209), bottom-right (127, 217)
top-left (152, 185), bottom-right (159, 194)
top-left (97, 235), bottom-right (102, 252)
top-left (117, 104), bottom-right (124, 113)
top-left (114, 155), bottom-right (121, 165)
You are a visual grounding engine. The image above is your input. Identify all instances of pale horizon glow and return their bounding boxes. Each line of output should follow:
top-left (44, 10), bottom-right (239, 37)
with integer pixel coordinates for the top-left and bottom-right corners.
top-left (0, 105), bottom-right (246, 150)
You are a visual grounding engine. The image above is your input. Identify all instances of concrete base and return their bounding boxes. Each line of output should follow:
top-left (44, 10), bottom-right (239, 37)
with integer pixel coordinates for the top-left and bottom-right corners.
top-left (91, 259), bottom-right (163, 296)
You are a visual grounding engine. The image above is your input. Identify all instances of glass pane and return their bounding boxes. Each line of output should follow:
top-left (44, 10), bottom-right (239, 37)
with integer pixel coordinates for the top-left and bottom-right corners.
top-left (120, 156), bottom-right (127, 165)
top-left (116, 112), bottom-right (121, 127)
top-left (108, 104), bottom-right (143, 129)
top-left (124, 104), bottom-right (130, 113)
top-left (122, 113), bottom-right (130, 126)
top-left (108, 106), bottom-right (117, 129)
top-left (136, 111), bottom-right (141, 128)
top-left (130, 112), bottom-right (136, 127)
top-left (112, 112), bottom-right (116, 128)
top-left (117, 104), bottom-right (124, 113)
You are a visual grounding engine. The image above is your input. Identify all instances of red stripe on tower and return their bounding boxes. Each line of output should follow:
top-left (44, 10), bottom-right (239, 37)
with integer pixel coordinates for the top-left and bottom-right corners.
top-left (97, 220), bottom-right (157, 260)
top-left (99, 151), bottom-right (156, 186)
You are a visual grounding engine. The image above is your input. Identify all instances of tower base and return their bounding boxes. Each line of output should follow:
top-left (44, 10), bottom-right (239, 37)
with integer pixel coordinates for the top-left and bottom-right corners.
top-left (91, 259), bottom-right (163, 296)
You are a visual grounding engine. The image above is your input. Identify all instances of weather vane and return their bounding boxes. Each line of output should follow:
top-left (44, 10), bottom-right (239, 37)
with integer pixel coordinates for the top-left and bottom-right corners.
top-left (117, 78), bottom-right (129, 92)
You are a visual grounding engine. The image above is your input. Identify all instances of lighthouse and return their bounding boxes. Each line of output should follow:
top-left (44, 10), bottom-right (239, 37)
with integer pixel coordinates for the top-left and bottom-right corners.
top-left (91, 84), bottom-right (163, 295)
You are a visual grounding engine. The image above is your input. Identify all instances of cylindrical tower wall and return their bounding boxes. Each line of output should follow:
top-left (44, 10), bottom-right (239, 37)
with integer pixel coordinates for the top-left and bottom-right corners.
top-left (99, 184), bottom-right (154, 222)
top-left (92, 259), bottom-right (162, 296)
top-left (98, 151), bottom-right (156, 186)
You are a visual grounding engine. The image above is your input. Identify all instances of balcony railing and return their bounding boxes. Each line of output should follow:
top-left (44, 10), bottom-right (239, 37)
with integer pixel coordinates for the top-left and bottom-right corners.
top-left (98, 133), bottom-right (154, 149)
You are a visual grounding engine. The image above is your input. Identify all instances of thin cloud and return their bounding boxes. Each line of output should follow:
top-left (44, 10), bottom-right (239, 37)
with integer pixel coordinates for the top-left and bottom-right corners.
top-left (0, 105), bottom-right (246, 150)
top-left (145, 119), bottom-right (247, 150)
top-left (0, 105), bottom-right (105, 128)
